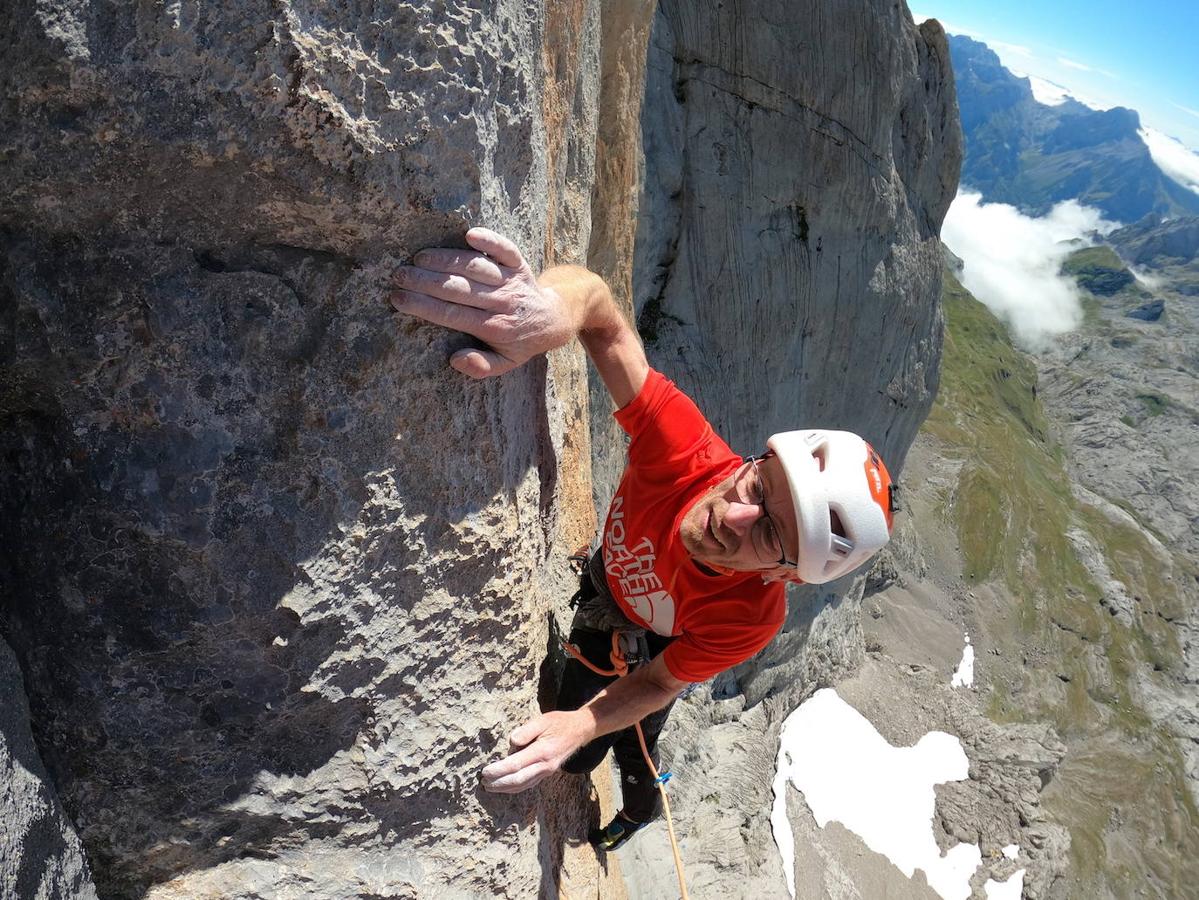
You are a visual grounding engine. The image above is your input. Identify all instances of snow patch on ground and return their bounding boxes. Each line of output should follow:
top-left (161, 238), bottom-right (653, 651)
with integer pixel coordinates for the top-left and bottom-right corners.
top-left (771, 689), bottom-right (981, 899)
top-left (951, 634), bottom-right (974, 688)
top-left (984, 869), bottom-right (1026, 899)
top-left (1002, 844), bottom-right (1019, 860)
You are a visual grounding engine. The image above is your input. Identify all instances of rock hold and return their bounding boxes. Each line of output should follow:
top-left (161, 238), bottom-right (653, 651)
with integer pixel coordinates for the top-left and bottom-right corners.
top-left (1125, 298), bottom-right (1164, 321)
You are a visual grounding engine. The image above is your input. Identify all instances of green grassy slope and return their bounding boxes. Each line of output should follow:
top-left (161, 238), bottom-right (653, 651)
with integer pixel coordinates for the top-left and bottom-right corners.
top-left (1059, 246), bottom-right (1140, 297)
top-left (923, 272), bottom-right (1198, 897)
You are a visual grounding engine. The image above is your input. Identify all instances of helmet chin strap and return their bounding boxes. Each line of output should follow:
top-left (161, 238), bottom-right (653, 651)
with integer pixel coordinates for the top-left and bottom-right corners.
top-left (701, 561), bottom-right (740, 577)
top-left (689, 553), bottom-right (740, 577)
top-left (698, 560), bottom-right (804, 583)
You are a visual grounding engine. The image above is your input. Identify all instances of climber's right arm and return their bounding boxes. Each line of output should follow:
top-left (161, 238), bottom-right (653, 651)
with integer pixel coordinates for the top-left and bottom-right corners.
top-left (539, 264), bottom-right (648, 409)
top-left (390, 228), bottom-right (648, 407)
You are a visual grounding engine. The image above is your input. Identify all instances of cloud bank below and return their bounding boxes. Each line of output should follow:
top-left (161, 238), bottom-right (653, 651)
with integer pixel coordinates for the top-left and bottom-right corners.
top-left (941, 192), bottom-right (1117, 350)
top-left (1140, 127), bottom-right (1199, 196)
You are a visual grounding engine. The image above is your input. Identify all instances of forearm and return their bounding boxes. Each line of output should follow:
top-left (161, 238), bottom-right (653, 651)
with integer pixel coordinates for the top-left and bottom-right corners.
top-left (480, 651), bottom-right (686, 793)
top-left (536, 264), bottom-right (627, 346)
top-left (537, 265), bottom-right (649, 408)
top-left (576, 664), bottom-right (682, 744)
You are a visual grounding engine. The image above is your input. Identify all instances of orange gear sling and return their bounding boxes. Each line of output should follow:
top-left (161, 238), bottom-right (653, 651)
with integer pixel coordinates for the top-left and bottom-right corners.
top-left (560, 631), bottom-right (690, 900)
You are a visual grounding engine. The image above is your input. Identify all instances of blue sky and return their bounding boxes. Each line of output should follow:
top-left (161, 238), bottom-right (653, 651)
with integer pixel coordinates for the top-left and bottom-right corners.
top-left (911, 1), bottom-right (1199, 150)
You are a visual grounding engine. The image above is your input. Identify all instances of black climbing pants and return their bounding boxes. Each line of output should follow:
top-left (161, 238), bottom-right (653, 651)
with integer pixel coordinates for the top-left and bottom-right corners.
top-left (556, 624), bottom-right (676, 824)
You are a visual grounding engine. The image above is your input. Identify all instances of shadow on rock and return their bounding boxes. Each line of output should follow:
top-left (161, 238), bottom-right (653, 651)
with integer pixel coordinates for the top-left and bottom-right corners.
top-left (0, 233), bottom-right (552, 897)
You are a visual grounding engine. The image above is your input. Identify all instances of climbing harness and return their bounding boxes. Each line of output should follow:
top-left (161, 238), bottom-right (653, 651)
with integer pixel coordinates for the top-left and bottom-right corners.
top-left (561, 629), bottom-right (690, 900)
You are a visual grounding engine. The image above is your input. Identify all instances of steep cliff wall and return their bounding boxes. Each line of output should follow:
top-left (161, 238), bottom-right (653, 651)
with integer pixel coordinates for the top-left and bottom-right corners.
top-left (633, 1), bottom-right (959, 697)
top-left (0, 2), bottom-right (641, 897)
top-left (1, 640), bottom-right (98, 900)
top-left (2, 1), bottom-right (959, 897)
top-left (614, 3), bottom-right (961, 892)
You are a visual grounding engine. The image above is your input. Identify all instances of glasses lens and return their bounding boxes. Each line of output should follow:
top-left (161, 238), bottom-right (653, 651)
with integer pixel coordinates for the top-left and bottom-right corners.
top-left (750, 461), bottom-right (765, 504)
top-left (759, 517), bottom-right (783, 559)
top-left (737, 461), bottom-right (762, 504)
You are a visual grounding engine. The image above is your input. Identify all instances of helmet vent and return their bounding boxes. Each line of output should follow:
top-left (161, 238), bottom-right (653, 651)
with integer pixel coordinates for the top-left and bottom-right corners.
top-left (829, 510), bottom-right (853, 557)
top-left (830, 509), bottom-right (846, 538)
top-left (812, 446), bottom-right (827, 471)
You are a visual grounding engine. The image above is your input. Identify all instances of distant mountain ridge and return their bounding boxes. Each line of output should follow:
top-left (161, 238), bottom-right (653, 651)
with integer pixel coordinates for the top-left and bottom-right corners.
top-left (949, 34), bottom-right (1199, 223)
top-left (1108, 216), bottom-right (1199, 266)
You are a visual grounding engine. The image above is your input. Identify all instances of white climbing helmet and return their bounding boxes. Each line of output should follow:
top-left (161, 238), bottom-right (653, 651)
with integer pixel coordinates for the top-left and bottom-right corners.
top-left (766, 429), bottom-right (895, 584)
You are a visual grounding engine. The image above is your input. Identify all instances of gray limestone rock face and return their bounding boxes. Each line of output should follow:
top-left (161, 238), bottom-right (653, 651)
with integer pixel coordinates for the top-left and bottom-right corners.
top-left (0, 1), bottom-right (633, 897)
top-left (2, 0), bottom-right (961, 896)
top-left (630, 0), bottom-right (959, 700)
top-left (1124, 298), bottom-right (1164, 321)
top-left (1109, 216), bottom-right (1199, 267)
top-left (610, 1), bottom-right (961, 894)
top-left (1, 638), bottom-right (98, 900)
top-left (634, 3), bottom-right (959, 463)
top-left (1038, 242), bottom-right (1199, 819)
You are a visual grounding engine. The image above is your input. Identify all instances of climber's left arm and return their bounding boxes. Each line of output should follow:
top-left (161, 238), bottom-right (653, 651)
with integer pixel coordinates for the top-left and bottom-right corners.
top-left (480, 654), bottom-right (689, 794)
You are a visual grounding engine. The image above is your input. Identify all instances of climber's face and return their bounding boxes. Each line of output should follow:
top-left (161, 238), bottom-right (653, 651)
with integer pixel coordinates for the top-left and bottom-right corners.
top-left (679, 453), bottom-right (803, 583)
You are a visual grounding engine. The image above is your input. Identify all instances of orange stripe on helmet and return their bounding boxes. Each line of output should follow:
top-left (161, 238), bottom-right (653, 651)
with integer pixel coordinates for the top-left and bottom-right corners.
top-left (864, 443), bottom-right (894, 532)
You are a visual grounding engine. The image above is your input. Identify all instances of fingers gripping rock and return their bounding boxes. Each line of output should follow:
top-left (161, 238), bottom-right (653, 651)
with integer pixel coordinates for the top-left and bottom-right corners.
top-left (479, 711), bottom-right (593, 794)
top-left (391, 229), bottom-right (575, 378)
top-left (466, 227), bottom-right (526, 269)
top-left (450, 348), bottom-right (517, 379)
top-left (509, 717), bottom-right (546, 749)
top-left (412, 248), bottom-right (506, 287)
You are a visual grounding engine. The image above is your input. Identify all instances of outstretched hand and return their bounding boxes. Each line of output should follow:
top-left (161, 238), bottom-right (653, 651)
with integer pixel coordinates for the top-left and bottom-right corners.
top-left (390, 227), bottom-right (575, 378)
top-left (480, 710), bottom-right (594, 794)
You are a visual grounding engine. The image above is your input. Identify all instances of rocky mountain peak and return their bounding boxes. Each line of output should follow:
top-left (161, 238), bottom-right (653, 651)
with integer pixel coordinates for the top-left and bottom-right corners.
top-left (948, 33), bottom-right (1199, 222)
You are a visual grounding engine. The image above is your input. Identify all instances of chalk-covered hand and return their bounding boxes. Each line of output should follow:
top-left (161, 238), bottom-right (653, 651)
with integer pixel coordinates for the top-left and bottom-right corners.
top-left (390, 227), bottom-right (574, 378)
top-left (480, 710), bottom-right (594, 793)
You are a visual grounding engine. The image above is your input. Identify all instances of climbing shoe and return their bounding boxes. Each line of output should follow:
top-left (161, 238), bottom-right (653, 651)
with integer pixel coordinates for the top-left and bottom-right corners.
top-left (588, 812), bottom-right (646, 852)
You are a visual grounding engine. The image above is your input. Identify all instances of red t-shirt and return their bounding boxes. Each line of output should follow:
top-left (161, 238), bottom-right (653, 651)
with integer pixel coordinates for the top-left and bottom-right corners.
top-left (601, 368), bottom-right (786, 683)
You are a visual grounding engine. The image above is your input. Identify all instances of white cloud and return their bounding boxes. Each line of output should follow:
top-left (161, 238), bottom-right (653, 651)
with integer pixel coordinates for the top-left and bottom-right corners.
top-left (1172, 102), bottom-right (1199, 121)
top-left (1016, 74), bottom-right (1117, 112)
top-left (1011, 70), bottom-right (1115, 111)
top-left (909, 11), bottom-right (979, 37)
top-left (1140, 127), bottom-right (1199, 195)
top-left (991, 40), bottom-right (1033, 58)
top-left (1025, 75), bottom-right (1073, 106)
top-left (1054, 57), bottom-right (1118, 79)
top-left (1057, 56), bottom-right (1093, 72)
top-left (1130, 266), bottom-right (1165, 290)
top-left (941, 192), bottom-right (1119, 350)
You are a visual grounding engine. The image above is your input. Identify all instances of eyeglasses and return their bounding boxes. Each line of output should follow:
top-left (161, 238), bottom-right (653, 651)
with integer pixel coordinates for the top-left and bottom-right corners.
top-left (735, 453), bottom-right (798, 568)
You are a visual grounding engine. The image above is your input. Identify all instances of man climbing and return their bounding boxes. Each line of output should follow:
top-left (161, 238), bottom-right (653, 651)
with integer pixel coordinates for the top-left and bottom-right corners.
top-left (390, 227), bottom-right (895, 850)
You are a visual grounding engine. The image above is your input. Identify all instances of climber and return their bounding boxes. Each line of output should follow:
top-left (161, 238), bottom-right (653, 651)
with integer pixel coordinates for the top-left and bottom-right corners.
top-left (389, 227), bottom-right (896, 850)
